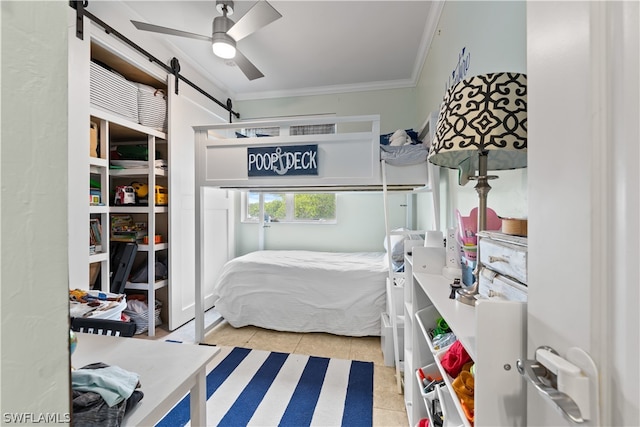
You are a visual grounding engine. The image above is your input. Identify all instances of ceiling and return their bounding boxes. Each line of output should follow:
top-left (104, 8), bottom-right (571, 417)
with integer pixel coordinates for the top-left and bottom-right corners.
top-left (119, 1), bottom-right (442, 101)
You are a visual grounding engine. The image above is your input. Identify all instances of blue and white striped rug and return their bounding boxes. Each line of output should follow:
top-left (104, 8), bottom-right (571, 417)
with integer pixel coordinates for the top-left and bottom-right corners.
top-left (156, 346), bottom-right (374, 427)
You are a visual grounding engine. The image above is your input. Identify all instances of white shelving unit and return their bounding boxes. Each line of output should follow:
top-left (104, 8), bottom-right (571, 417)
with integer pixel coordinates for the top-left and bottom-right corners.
top-left (404, 250), bottom-right (527, 426)
top-left (71, 32), bottom-right (170, 336)
top-left (92, 106), bottom-right (169, 336)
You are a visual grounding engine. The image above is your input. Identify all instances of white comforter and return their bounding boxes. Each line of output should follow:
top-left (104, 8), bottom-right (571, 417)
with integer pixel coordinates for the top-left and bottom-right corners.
top-left (212, 250), bottom-right (388, 336)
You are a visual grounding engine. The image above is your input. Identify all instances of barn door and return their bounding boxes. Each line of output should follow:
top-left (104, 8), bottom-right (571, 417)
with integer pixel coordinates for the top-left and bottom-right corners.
top-left (167, 78), bottom-right (231, 330)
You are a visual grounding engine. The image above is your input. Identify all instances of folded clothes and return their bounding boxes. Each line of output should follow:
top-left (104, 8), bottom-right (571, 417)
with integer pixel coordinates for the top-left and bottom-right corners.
top-left (72, 364), bottom-right (140, 407)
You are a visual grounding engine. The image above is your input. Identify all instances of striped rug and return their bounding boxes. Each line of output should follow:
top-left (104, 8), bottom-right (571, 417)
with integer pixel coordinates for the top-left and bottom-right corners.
top-left (156, 346), bottom-right (374, 427)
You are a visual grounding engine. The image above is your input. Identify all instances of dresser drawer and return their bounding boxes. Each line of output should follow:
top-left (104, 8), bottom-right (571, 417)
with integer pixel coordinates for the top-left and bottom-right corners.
top-left (479, 267), bottom-right (527, 302)
top-left (479, 237), bottom-right (528, 283)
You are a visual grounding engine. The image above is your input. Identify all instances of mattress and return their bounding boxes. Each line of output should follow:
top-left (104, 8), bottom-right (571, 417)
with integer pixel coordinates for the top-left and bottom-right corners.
top-left (211, 250), bottom-right (388, 336)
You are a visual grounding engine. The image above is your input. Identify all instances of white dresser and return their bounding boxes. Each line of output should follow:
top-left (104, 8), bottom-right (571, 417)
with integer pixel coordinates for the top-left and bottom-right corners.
top-left (477, 231), bottom-right (528, 302)
top-left (404, 231), bottom-right (528, 426)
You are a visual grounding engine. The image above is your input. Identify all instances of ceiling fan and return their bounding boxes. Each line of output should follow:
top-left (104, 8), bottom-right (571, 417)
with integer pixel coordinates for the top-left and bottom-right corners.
top-left (131, 0), bottom-right (282, 80)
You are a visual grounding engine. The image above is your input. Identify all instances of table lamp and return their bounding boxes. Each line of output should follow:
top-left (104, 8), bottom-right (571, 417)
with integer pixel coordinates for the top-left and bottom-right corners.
top-left (428, 72), bottom-right (527, 305)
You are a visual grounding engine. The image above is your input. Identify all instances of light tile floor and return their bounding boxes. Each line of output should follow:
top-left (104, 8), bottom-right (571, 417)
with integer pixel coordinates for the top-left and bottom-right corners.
top-left (141, 310), bottom-right (409, 426)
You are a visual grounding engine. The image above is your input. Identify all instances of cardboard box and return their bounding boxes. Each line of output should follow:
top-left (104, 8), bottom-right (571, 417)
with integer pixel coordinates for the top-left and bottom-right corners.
top-left (89, 262), bottom-right (100, 288)
top-left (90, 121), bottom-right (99, 157)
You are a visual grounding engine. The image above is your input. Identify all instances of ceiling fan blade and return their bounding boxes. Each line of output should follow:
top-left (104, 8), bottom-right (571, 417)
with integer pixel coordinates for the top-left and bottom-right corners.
top-left (227, 1), bottom-right (282, 42)
top-left (233, 50), bottom-right (264, 80)
top-left (131, 20), bottom-right (212, 42)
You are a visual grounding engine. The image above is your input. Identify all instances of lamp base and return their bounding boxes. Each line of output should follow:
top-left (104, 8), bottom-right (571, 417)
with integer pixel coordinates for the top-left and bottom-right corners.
top-left (456, 288), bottom-right (478, 306)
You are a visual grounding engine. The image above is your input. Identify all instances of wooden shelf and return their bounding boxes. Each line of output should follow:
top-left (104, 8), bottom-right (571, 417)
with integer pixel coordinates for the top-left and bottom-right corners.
top-left (90, 107), bottom-right (167, 140)
top-left (125, 279), bottom-right (168, 291)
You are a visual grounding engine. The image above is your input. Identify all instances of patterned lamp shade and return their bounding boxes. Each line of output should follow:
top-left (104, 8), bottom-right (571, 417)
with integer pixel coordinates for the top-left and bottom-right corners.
top-left (428, 72), bottom-right (527, 171)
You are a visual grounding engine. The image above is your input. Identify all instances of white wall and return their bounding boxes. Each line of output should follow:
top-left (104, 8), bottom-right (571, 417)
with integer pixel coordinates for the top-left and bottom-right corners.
top-left (234, 191), bottom-right (410, 255)
top-left (236, 88), bottom-right (418, 135)
top-left (415, 0), bottom-right (528, 230)
top-left (1, 1), bottom-right (71, 418)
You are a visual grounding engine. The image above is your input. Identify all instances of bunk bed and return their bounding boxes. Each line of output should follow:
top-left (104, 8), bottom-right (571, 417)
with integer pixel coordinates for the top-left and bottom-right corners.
top-left (211, 250), bottom-right (388, 336)
top-left (192, 115), bottom-right (439, 343)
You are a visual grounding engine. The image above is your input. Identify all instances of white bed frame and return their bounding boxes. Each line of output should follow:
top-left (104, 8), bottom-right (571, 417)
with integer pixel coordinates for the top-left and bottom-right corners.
top-left (192, 114), bottom-right (440, 344)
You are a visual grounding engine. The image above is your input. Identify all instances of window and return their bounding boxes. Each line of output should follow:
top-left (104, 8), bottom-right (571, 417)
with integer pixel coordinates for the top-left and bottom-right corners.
top-left (244, 192), bottom-right (337, 223)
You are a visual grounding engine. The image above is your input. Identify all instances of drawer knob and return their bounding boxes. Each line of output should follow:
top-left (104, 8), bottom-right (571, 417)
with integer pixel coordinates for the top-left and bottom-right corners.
top-left (488, 255), bottom-right (509, 263)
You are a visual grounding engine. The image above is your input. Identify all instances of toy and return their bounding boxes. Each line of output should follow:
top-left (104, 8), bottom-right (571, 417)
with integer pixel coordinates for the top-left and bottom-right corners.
top-left (114, 185), bottom-right (136, 205)
top-left (129, 182), bottom-right (167, 205)
top-left (155, 185), bottom-right (168, 205)
top-left (130, 181), bottom-right (148, 199)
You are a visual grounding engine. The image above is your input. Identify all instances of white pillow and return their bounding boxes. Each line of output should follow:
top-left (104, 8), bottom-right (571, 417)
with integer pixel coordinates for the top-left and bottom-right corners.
top-left (389, 130), bottom-right (408, 146)
top-left (384, 228), bottom-right (423, 263)
top-left (391, 129), bottom-right (407, 139)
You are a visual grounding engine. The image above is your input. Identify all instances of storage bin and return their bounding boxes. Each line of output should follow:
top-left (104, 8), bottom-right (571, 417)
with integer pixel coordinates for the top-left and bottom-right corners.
top-left (90, 61), bottom-right (139, 123)
top-left (381, 312), bottom-right (404, 367)
top-left (70, 291), bottom-right (127, 321)
top-left (416, 363), bottom-right (442, 398)
top-left (124, 298), bottom-right (162, 334)
top-left (136, 83), bottom-right (167, 132)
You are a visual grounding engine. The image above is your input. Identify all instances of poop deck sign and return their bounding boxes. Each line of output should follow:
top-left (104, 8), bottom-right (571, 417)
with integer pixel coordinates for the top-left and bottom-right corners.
top-left (247, 144), bottom-right (318, 177)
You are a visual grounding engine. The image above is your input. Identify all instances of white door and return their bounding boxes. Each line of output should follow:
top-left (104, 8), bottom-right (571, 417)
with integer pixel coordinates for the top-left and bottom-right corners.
top-left (167, 78), bottom-right (231, 330)
top-left (527, 2), bottom-right (638, 426)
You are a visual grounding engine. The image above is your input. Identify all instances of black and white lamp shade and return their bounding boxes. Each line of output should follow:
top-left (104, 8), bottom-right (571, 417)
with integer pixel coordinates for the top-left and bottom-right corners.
top-left (428, 72), bottom-right (527, 171)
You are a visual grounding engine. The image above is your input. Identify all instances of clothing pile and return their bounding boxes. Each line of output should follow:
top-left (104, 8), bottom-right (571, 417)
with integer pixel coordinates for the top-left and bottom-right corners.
top-left (440, 340), bottom-right (475, 425)
top-left (71, 362), bottom-right (143, 427)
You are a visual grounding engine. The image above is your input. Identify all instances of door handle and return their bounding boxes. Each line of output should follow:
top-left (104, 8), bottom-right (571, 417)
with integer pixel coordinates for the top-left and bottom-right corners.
top-left (517, 346), bottom-right (598, 424)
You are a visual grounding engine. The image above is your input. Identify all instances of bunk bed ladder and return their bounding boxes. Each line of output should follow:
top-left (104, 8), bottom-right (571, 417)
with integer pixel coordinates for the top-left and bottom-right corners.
top-left (381, 159), bottom-right (404, 394)
top-left (382, 158), bottom-right (441, 395)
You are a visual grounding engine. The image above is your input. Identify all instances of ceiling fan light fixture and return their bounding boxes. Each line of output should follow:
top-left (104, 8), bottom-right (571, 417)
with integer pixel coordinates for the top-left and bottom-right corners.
top-left (212, 15), bottom-right (236, 59)
top-left (212, 33), bottom-right (236, 59)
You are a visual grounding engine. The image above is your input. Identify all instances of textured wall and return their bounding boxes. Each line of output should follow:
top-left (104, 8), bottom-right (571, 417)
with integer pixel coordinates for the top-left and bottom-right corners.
top-left (1, 0), bottom-right (71, 419)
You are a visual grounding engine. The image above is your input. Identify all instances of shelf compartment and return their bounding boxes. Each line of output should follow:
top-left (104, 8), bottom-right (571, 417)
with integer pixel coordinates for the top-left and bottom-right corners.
top-left (436, 382), bottom-right (466, 427)
top-left (416, 364), bottom-right (465, 427)
top-left (416, 364), bottom-right (441, 426)
top-left (433, 348), bottom-right (473, 427)
top-left (89, 205), bottom-right (109, 214)
top-left (137, 243), bottom-right (168, 252)
top-left (415, 305), bottom-right (456, 354)
top-left (90, 107), bottom-right (167, 140)
top-left (110, 168), bottom-right (167, 178)
top-left (413, 273), bottom-right (476, 360)
top-left (415, 363), bottom-right (442, 399)
top-left (89, 252), bottom-right (108, 263)
top-left (110, 206), bottom-right (168, 214)
top-left (89, 158), bottom-right (108, 170)
top-left (124, 279), bottom-right (168, 291)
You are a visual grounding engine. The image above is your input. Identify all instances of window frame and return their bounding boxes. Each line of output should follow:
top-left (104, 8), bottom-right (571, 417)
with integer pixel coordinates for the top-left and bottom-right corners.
top-left (241, 191), bottom-right (337, 225)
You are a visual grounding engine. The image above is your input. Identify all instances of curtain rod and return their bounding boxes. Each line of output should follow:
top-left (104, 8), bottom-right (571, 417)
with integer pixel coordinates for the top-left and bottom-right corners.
top-left (70, 1), bottom-right (240, 122)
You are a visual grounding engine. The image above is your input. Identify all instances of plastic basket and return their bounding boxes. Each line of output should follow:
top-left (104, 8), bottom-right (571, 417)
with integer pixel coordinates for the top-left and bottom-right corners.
top-left (90, 61), bottom-right (138, 123)
top-left (123, 299), bottom-right (162, 334)
top-left (136, 83), bottom-right (167, 132)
